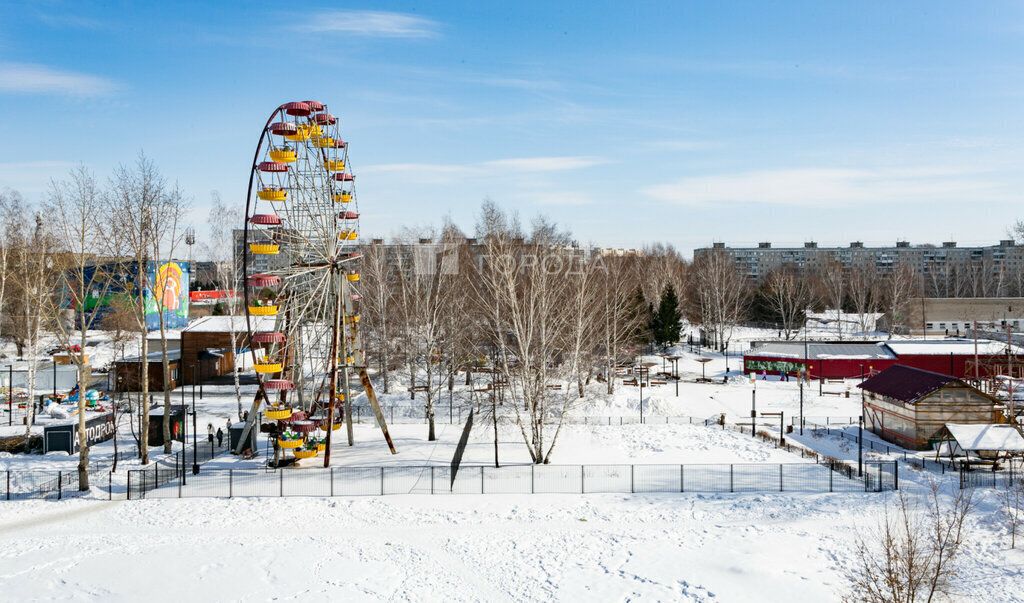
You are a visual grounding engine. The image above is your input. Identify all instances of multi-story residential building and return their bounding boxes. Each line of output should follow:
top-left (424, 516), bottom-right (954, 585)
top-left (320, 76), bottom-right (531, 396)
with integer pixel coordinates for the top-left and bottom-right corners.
top-left (693, 240), bottom-right (1024, 295)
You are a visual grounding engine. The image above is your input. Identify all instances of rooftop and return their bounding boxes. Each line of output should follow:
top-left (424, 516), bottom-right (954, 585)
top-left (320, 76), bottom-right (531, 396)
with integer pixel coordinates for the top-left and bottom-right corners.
top-left (857, 365), bottom-right (960, 403)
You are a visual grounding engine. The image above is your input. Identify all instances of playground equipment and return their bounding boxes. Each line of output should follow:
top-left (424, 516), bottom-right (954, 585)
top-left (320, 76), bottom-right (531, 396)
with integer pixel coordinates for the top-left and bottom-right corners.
top-left (235, 101), bottom-right (395, 466)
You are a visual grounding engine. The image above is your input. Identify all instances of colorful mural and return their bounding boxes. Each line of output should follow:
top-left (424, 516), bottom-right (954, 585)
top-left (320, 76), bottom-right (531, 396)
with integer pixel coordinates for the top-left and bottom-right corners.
top-left (144, 262), bottom-right (190, 327)
top-left (68, 261), bottom-right (190, 330)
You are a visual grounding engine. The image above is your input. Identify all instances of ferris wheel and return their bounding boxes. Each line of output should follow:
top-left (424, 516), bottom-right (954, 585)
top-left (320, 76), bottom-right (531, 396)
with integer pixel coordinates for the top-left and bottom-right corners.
top-left (234, 100), bottom-right (395, 467)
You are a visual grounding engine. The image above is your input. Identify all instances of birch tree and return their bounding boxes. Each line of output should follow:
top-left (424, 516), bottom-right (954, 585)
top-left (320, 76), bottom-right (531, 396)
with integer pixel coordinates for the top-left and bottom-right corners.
top-left (764, 270), bottom-right (813, 340)
top-left (474, 203), bottom-right (583, 463)
top-left (45, 166), bottom-right (114, 490)
top-left (359, 239), bottom-right (395, 394)
top-left (203, 192), bottom-right (245, 418)
top-left (9, 208), bottom-right (57, 436)
top-left (689, 249), bottom-right (747, 351)
top-left (149, 181), bottom-right (189, 454)
top-left (883, 264), bottom-right (919, 338)
top-left (106, 153), bottom-right (168, 464)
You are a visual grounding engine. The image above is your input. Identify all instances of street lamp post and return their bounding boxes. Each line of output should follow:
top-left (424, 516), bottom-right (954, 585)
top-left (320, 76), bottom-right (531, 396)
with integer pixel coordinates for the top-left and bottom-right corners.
top-left (750, 373), bottom-right (756, 438)
top-left (191, 404), bottom-right (199, 475)
top-left (858, 415), bottom-right (863, 477)
top-left (190, 364), bottom-right (199, 474)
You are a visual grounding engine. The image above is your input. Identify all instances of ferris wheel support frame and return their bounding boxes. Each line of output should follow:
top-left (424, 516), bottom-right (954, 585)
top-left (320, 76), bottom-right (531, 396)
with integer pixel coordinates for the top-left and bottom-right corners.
top-left (233, 102), bottom-right (396, 461)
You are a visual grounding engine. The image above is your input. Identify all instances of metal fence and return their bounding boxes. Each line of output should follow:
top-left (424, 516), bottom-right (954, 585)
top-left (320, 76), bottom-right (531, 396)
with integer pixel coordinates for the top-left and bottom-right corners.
top-left (958, 464), bottom-right (1020, 490)
top-left (345, 406), bottom-right (719, 427)
top-left (0, 470), bottom-right (89, 500)
top-left (127, 460), bottom-right (898, 500)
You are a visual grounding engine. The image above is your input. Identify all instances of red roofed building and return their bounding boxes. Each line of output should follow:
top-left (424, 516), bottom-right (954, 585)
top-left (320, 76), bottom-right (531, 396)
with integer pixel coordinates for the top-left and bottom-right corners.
top-left (858, 365), bottom-right (1001, 450)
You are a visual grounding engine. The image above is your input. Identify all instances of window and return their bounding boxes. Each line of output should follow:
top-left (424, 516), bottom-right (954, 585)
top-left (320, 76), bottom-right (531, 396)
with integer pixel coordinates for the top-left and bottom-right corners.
top-left (926, 322), bottom-right (934, 329)
top-left (171, 368), bottom-right (179, 381)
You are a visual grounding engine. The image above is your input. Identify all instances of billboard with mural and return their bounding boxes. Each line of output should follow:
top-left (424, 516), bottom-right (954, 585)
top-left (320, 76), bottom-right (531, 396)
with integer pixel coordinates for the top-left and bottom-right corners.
top-left (145, 261), bottom-right (190, 330)
top-left (68, 260), bottom-right (190, 330)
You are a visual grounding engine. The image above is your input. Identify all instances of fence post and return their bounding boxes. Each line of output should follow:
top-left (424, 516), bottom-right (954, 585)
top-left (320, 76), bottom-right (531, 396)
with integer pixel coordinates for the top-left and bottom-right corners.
top-left (877, 463), bottom-right (882, 492)
top-left (228, 469), bottom-right (233, 498)
top-left (280, 468), bottom-right (283, 497)
top-left (894, 461), bottom-right (899, 490)
top-left (431, 466), bottom-right (435, 495)
top-left (581, 465), bottom-right (585, 493)
top-left (481, 466), bottom-right (485, 494)
top-left (178, 467), bottom-right (182, 498)
top-left (680, 465), bottom-right (684, 492)
top-left (530, 465), bottom-right (535, 494)
top-left (57, 471), bottom-right (62, 500)
top-left (330, 468), bottom-right (334, 497)
top-left (829, 465), bottom-right (833, 492)
top-left (729, 465), bottom-right (733, 493)
top-left (630, 465), bottom-right (635, 493)
top-left (779, 464), bottom-right (783, 492)
top-left (109, 471), bottom-right (112, 500)
top-left (6, 471), bottom-right (9, 501)
top-left (380, 467), bottom-right (384, 495)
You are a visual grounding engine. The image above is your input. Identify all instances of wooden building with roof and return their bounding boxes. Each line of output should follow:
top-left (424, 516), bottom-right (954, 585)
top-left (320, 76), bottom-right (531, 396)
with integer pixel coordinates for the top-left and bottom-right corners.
top-left (858, 365), bottom-right (1002, 450)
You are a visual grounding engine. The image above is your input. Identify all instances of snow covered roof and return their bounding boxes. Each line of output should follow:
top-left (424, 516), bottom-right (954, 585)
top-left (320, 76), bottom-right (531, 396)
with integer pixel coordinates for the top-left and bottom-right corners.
top-left (118, 350), bottom-right (182, 364)
top-left (745, 342), bottom-right (894, 361)
top-left (945, 423), bottom-right (1024, 452)
top-left (183, 315), bottom-right (274, 333)
top-left (885, 340), bottom-right (1022, 356)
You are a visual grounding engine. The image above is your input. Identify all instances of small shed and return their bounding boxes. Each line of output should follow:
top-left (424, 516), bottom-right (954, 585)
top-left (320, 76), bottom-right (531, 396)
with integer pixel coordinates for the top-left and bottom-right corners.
top-left (113, 350), bottom-right (183, 392)
top-left (937, 423), bottom-right (1024, 467)
top-left (859, 365), bottom-right (1001, 450)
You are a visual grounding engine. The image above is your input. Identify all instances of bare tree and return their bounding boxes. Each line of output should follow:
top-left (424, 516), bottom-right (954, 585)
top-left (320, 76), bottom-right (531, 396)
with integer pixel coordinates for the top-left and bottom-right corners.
top-left (473, 203), bottom-right (586, 463)
top-left (106, 153), bottom-right (170, 464)
top-left (764, 270), bottom-right (813, 340)
top-left (883, 264), bottom-right (919, 338)
top-left (149, 180), bottom-right (189, 454)
top-left (0, 190), bottom-right (19, 347)
top-left (203, 192), bottom-right (245, 418)
top-left (817, 259), bottom-right (846, 339)
top-left (595, 255), bottom-right (643, 394)
top-left (848, 262), bottom-right (881, 338)
top-left (359, 239), bottom-right (395, 395)
top-left (8, 206), bottom-right (57, 436)
top-left (688, 249), bottom-right (747, 350)
top-left (45, 166), bottom-right (114, 490)
top-left (846, 481), bottom-right (973, 602)
top-left (391, 225), bottom-right (464, 440)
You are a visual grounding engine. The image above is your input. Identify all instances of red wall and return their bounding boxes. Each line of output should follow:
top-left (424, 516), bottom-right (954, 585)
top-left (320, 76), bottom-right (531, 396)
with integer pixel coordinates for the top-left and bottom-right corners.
top-left (743, 354), bottom-right (1011, 380)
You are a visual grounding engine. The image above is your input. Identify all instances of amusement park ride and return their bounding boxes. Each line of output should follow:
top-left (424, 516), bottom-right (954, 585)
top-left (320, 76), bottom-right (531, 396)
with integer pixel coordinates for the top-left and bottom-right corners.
top-left (232, 101), bottom-right (396, 467)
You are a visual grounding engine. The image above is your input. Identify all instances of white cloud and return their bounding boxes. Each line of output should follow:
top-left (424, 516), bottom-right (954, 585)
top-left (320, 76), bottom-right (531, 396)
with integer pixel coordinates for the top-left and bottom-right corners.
top-left (0, 62), bottom-right (119, 96)
top-left (482, 156), bottom-right (609, 172)
top-left (296, 10), bottom-right (440, 39)
top-left (641, 167), bottom-right (1012, 207)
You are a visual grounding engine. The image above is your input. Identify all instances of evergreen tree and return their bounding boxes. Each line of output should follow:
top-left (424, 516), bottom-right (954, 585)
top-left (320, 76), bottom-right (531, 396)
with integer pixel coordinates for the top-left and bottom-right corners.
top-left (652, 284), bottom-right (682, 348)
top-left (630, 285), bottom-right (653, 344)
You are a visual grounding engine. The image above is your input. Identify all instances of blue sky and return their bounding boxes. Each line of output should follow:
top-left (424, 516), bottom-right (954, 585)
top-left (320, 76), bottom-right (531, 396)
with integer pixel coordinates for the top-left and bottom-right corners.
top-left (2, 1), bottom-right (1024, 256)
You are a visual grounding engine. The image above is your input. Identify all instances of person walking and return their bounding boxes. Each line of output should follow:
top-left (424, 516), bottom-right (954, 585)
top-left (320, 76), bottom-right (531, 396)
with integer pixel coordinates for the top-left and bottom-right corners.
top-left (216, 427), bottom-right (224, 448)
top-left (207, 423), bottom-right (214, 445)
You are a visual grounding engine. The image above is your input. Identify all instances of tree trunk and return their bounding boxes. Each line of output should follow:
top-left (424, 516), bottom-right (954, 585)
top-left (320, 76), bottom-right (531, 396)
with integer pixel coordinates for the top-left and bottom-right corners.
top-left (76, 331), bottom-right (90, 490)
top-left (139, 327), bottom-right (149, 464)
top-left (159, 312), bottom-right (172, 454)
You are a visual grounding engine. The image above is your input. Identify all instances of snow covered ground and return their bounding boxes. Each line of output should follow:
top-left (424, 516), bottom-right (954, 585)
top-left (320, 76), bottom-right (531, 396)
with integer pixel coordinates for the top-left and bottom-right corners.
top-left (1, 330), bottom-right (1022, 600)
